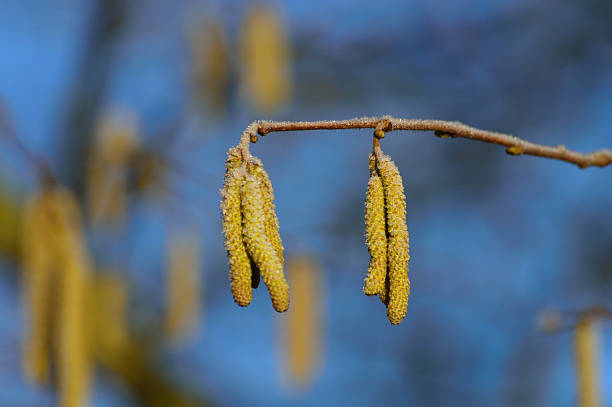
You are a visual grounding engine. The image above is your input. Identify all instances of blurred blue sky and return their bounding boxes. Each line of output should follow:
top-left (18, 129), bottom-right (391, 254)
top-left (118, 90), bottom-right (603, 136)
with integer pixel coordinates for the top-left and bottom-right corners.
top-left (0, 0), bottom-right (611, 406)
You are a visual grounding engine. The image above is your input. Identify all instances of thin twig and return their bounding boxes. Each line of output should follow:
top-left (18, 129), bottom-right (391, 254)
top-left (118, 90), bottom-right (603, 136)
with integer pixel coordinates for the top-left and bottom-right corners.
top-left (0, 101), bottom-right (55, 186)
top-left (538, 306), bottom-right (612, 334)
top-left (238, 116), bottom-right (612, 169)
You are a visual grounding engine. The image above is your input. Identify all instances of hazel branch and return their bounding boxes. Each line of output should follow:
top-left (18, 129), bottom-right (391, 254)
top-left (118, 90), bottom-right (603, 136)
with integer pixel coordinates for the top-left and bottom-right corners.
top-left (240, 116), bottom-right (612, 169)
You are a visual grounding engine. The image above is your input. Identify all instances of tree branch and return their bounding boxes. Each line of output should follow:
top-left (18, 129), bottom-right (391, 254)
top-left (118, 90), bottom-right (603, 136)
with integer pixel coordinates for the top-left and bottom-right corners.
top-left (238, 116), bottom-right (612, 169)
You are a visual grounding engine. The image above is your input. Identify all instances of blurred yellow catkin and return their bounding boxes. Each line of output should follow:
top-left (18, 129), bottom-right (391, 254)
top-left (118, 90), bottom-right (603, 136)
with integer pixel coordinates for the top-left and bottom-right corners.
top-left (87, 111), bottom-right (139, 227)
top-left (283, 255), bottom-right (321, 388)
top-left (90, 271), bottom-right (129, 356)
top-left (241, 5), bottom-right (291, 113)
top-left (52, 189), bottom-right (93, 407)
top-left (189, 19), bottom-right (229, 116)
top-left (574, 318), bottom-right (601, 407)
top-left (21, 191), bottom-right (56, 384)
top-left (22, 187), bottom-right (93, 407)
top-left (165, 229), bottom-right (202, 342)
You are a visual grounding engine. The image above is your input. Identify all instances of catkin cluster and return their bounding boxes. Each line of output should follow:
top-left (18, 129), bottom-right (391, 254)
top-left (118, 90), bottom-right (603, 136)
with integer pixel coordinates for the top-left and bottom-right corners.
top-left (363, 150), bottom-right (411, 325)
top-left (22, 186), bottom-right (93, 407)
top-left (220, 148), bottom-right (289, 312)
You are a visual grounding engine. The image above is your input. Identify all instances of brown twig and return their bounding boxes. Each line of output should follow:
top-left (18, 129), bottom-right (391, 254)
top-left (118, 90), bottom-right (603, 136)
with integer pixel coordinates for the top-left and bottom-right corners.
top-left (0, 102), bottom-right (56, 186)
top-left (239, 116), bottom-right (612, 169)
top-left (538, 306), bottom-right (612, 334)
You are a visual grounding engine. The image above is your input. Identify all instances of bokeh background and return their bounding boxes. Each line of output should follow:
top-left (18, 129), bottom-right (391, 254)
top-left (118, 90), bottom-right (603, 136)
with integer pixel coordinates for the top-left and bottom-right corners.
top-left (0, 0), bottom-right (611, 406)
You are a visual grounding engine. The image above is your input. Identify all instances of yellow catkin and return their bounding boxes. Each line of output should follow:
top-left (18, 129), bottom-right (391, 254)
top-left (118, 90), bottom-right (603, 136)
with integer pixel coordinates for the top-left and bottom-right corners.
top-left (574, 318), bottom-right (601, 407)
top-left (48, 188), bottom-right (93, 407)
top-left (248, 157), bottom-right (284, 265)
top-left (363, 153), bottom-right (388, 297)
top-left (21, 193), bottom-right (56, 385)
top-left (165, 229), bottom-right (202, 341)
top-left (87, 112), bottom-right (138, 226)
top-left (22, 188), bottom-right (93, 406)
top-left (241, 174), bottom-right (289, 312)
top-left (89, 272), bottom-right (128, 356)
top-left (189, 19), bottom-right (229, 116)
top-left (241, 5), bottom-right (291, 113)
top-left (376, 153), bottom-right (410, 325)
top-left (221, 164), bottom-right (253, 307)
top-left (284, 255), bottom-right (321, 387)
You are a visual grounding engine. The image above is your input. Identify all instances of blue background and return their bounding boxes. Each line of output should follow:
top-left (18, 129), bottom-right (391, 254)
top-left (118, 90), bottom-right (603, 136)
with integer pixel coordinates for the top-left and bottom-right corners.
top-left (0, 0), bottom-right (611, 406)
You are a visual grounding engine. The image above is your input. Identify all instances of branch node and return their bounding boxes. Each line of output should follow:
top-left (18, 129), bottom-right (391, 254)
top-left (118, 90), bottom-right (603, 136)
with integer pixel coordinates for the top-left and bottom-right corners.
top-left (257, 123), bottom-right (268, 137)
top-left (376, 118), bottom-right (393, 133)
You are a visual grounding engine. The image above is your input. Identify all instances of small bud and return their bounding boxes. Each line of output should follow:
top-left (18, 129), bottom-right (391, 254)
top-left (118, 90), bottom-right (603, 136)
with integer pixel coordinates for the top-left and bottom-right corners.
top-left (434, 130), bottom-right (454, 138)
top-left (506, 146), bottom-right (522, 156)
top-left (373, 129), bottom-right (385, 139)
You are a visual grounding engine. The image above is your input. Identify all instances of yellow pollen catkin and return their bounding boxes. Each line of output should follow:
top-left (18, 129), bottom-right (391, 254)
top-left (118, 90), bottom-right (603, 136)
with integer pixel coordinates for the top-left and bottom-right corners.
top-left (376, 153), bottom-right (410, 325)
top-left (283, 254), bottom-right (321, 387)
top-left (89, 272), bottom-right (128, 356)
top-left (363, 153), bottom-right (387, 297)
top-left (241, 5), bottom-right (291, 113)
top-left (21, 193), bottom-right (56, 385)
top-left (221, 164), bottom-right (253, 307)
top-left (189, 19), bottom-right (229, 116)
top-left (240, 174), bottom-right (289, 312)
top-left (86, 112), bottom-right (138, 227)
top-left (165, 229), bottom-right (202, 342)
top-left (26, 187), bottom-right (93, 407)
top-left (574, 318), bottom-right (601, 407)
top-left (248, 157), bottom-right (284, 265)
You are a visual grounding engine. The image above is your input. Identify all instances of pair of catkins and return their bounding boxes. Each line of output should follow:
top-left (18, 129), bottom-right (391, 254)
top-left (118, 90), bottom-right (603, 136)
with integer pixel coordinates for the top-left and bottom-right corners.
top-left (221, 140), bottom-right (410, 324)
top-left (363, 145), bottom-right (410, 325)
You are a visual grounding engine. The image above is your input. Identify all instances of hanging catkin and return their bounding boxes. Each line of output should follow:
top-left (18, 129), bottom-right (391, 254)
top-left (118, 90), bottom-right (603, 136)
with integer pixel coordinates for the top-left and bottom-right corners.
top-left (363, 153), bottom-right (388, 297)
top-left (240, 5), bottom-right (291, 113)
top-left (240, 174), bottom-right (289, 312)
top-left (376, 152), bottom-right (410, 325)
top-left (165, 229), bottom-right (202, 341)
top-left (284, 255), bottom-right (321, 387)
top-left (90, 272), bottom-right (128, 356)
top-left (248, 157), bottom-right (284, 265)
top-left (21, 193), bottom-right (56, 385)
top-left (86, 112), bottom-right (138, 227)
top-left (51, 188), bottom-right (93, 407)
top-left (574, 318), bottom-right (601, 407)
top-left (221, 151), bottom-right (253, 307)
top-left (22, 187), bottom-right (93, 406)
top-left (189, 19), bottom-right (229, 116)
